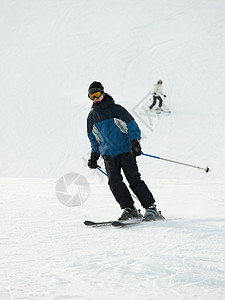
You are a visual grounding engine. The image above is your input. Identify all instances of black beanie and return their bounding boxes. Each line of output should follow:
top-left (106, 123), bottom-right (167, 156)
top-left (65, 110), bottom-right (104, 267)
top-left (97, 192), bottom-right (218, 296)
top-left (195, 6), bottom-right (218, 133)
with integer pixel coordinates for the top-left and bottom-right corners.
top-left (88, 81), bottom-right (104, 94)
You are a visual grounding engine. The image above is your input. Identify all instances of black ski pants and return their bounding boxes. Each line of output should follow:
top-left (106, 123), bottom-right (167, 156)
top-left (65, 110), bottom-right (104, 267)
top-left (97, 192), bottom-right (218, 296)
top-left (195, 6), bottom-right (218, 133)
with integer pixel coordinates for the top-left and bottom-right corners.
top-left (150, 95), bottom-right (163, 109)
top-left (104, 153), bottom-right (155, 209)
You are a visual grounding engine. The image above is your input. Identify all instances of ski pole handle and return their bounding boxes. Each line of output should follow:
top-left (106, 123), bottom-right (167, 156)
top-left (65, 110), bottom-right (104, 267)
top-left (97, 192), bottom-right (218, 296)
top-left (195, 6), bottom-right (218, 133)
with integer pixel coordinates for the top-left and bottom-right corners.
top-left (141, 153), bottom-right (210, 173)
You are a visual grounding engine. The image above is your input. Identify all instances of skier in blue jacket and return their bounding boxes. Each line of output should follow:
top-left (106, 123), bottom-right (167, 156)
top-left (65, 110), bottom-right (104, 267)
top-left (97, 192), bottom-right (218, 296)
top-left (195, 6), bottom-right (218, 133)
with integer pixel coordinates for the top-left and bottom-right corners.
top-left (87, 81), bottom-right (163, 221)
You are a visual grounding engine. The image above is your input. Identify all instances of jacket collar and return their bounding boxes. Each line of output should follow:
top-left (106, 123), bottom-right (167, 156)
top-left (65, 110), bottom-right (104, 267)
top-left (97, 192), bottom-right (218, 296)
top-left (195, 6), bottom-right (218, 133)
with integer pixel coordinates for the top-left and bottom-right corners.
top-left (92, 93), bottom-right (114, 110)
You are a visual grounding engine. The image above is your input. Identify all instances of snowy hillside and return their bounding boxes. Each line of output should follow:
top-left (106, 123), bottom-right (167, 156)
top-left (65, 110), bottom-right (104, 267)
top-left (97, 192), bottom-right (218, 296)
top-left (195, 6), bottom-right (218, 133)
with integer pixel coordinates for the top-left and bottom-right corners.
top-left (1, 0), bottom-right (225, 178)
top-left (1, 0), bottom-right (225, 299)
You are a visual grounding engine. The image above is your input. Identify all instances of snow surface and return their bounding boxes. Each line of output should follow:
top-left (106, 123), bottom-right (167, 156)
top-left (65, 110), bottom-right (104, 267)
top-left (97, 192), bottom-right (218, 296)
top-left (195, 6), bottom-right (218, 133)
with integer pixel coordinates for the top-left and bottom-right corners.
top-left (1, 0), bottom-right (225, 299)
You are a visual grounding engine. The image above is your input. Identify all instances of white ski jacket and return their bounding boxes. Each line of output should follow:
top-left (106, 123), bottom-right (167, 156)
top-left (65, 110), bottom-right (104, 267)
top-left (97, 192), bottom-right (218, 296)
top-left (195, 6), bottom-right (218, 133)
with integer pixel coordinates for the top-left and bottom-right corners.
top-left (153, 83), bottom-right (165, 97)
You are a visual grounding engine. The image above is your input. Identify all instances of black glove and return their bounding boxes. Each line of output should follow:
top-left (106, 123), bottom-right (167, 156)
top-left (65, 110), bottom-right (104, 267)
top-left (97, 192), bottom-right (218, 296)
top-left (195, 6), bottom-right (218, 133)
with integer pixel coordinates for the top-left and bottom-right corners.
top-left (130, 139), bottom-right (142, 157)
top-left (88, 152), bottom-right (100, 169)
top-left (164, 94), bottom-right (167, 97)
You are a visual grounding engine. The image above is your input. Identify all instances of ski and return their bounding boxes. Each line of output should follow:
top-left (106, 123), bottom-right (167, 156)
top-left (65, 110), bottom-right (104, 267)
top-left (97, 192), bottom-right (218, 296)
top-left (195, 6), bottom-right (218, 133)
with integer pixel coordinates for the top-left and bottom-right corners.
top-left (112, 215), bottom-right (164, 227)
top-left (112, 220), bottom-right (143, 227)
top-left (153, 108), bottom-right (171, 114)
top-left (84, 218), bottom-right (142, 227)
top-left (112, 217), bottom-right (182, 228)
top-left (145, 106), bottom-right (171, 114)
top-left (84, 220), bottom-right (114, 227)
top-left (84, 217), bottom-right (180, 228)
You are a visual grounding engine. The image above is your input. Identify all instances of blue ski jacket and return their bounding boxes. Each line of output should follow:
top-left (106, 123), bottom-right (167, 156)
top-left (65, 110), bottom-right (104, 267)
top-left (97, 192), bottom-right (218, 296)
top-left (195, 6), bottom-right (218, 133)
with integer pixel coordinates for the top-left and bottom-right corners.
top-left (87, 94), bottom-right (141, 158)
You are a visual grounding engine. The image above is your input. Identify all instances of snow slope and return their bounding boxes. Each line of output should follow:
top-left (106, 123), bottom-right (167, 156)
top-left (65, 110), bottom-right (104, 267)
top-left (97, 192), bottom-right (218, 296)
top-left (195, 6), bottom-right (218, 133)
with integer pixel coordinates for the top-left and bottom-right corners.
top-left (1, 0), bottom-right (225, 178)
top-left (0, 0), bottom-right (225, 299)
top-left (1, 178), bottom-right (225, 299)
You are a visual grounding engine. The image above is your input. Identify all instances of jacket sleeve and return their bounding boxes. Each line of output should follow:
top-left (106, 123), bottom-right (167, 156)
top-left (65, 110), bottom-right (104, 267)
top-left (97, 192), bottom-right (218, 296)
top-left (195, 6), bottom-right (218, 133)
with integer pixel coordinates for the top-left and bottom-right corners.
top-left (115, 105), bottom-right (141, 141)
top-left (87, 112), bottom-right (100, 154)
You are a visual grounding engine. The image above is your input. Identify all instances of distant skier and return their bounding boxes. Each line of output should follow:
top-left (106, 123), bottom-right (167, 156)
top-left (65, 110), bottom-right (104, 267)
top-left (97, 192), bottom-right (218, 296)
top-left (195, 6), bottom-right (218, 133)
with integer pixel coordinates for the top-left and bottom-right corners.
top-left (149, 80), bottom-right (167, 111)
top-left (87, 81), bottom-right (163, 221)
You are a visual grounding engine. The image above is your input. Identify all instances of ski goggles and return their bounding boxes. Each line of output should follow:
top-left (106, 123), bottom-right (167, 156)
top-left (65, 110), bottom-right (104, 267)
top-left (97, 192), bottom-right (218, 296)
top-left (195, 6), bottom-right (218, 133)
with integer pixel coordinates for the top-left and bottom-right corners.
top-left (88, 91), bottom-right (102, 100)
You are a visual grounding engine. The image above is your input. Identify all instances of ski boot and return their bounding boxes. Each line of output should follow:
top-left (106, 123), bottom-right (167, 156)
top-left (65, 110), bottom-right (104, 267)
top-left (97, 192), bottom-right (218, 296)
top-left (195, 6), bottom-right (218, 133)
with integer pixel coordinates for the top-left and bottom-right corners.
top-left (118, 207), bottom-right (143, 221)
top-left (142, 204), bottom-right (165, 221)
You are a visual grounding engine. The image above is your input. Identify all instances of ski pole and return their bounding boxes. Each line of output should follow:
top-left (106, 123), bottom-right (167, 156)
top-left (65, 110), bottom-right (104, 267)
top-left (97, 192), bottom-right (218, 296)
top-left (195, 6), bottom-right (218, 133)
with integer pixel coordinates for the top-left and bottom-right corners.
top-left (141, 153), bottom-right (210, 173)
top-left (97, 167), bottom-right (107, 176)
top-left (96, 167), bottom-right (138, 199)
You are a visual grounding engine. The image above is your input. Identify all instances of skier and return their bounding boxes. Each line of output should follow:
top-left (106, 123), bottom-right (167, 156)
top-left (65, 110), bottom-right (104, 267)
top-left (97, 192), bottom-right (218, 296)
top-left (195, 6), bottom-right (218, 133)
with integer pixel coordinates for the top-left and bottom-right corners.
top-left (87, 81), bottom-right (163, 221)
top-left (149, 80), bottom-right (167, 111)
